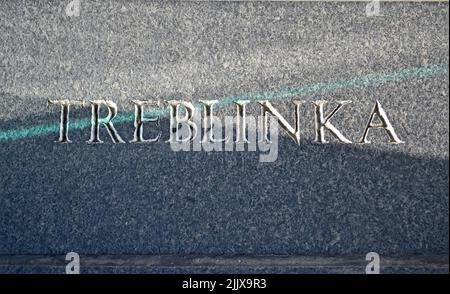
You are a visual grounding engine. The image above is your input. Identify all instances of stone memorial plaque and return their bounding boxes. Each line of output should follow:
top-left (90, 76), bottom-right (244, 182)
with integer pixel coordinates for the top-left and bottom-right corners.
top-left (0, 0), bottom-right (448, 274)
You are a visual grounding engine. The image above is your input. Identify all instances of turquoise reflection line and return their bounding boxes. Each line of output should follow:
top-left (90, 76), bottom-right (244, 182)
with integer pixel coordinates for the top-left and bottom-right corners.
top-left (0, 63), bottom-right (448, 141)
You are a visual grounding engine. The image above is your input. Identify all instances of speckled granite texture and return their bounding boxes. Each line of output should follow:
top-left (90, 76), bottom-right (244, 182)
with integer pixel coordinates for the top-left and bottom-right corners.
top-left (0, 1), bottom-right (448, 273)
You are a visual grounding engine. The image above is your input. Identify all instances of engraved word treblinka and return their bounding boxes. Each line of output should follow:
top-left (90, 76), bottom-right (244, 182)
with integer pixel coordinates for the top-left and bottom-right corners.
top-left (48, 100), bottom-right (404, 145)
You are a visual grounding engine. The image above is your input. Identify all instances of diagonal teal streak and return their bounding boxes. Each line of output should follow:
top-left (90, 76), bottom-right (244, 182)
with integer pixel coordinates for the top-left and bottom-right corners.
top-left (0, 63), bottom-right (448, 141)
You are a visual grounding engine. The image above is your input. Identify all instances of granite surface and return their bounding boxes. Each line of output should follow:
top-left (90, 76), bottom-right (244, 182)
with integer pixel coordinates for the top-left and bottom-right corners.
top-left (0, 1), bottom-right (448, 273)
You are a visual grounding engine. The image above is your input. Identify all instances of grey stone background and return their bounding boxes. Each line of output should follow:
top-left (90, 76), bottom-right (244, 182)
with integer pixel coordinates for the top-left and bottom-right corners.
top-left (0, 1), bottom-right (448, 273)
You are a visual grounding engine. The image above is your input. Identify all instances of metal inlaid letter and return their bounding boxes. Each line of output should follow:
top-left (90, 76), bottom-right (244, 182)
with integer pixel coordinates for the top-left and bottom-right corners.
top-left (167, 100), bottom-right (198, 143)
top-left (258, 100), bottom-right (303, 145)
top-left (48, 99), bottom-right (85, 143)
top-left (313, 100), bottom-right (352, 144)
top-left (87, 100), bottom-right (125, 144)
top-left (235, 100), bottom-right (250, 143)
top-left (200, 100), bottom-right (228, 143)
top-left (130, 100), bottom-right (161, 143)
top-left (360, 100), bottom-right (404, 144)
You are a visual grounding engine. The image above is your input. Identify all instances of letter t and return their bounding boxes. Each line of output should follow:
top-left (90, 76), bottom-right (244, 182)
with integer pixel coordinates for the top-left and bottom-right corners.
top-left (48, 99), bottom-right (85, 143)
